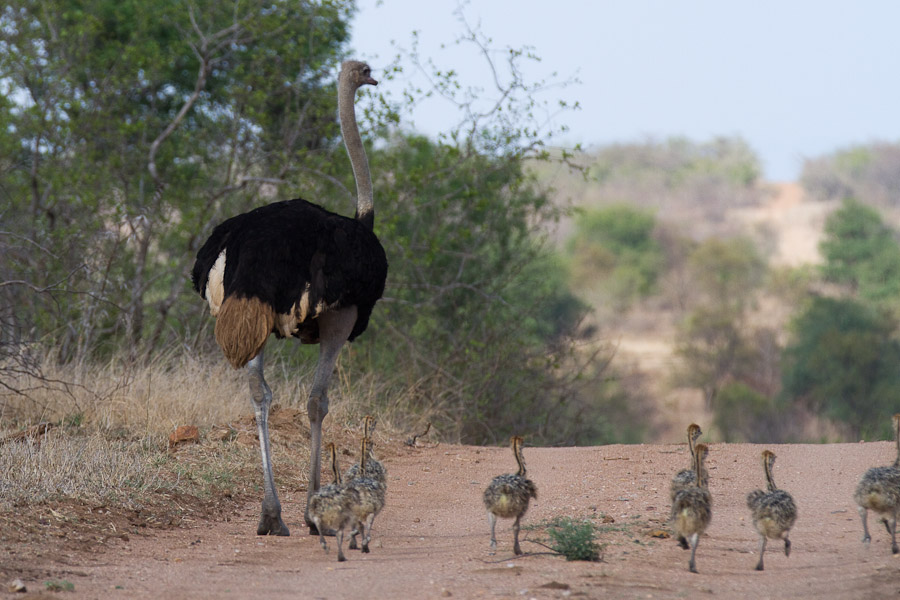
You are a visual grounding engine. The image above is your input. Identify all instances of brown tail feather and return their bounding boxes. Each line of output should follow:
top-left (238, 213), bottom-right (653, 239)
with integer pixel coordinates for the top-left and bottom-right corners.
top-left (215, 296), bottom-right (275, 369)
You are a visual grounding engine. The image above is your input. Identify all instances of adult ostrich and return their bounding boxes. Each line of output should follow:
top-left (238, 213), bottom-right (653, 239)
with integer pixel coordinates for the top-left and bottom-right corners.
top-left (191, 60), bottom-right (387, 536)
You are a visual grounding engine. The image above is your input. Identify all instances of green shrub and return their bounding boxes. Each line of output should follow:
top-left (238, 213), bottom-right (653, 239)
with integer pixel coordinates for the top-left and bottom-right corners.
top-left (781, 296), bottom-right (900, 438)
top-left (568, 204), bottom-right (664, 308)
top-left (713, 382), bottom-right (779, 442)
top-left (545, 517), bottom-right (601, 561)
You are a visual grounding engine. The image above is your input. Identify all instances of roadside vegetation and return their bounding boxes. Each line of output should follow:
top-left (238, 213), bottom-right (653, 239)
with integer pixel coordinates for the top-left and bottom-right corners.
top-left (4, 0), bottom-right (900, 525)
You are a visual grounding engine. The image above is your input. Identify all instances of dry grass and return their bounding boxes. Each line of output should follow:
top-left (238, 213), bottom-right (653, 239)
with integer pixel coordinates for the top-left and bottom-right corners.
top-left (0, 350), bottom-right (422, 517)
top-left (0, 350), bottom-right (423, 436)
top-left (0, 432), bottom-right (168, 508)
top-left (1, 354), bottom-right (250, 436)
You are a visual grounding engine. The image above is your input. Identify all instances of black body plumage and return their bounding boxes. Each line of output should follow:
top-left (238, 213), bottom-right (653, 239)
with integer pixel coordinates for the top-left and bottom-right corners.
top-left (191, 198), bottom-right (388, 343)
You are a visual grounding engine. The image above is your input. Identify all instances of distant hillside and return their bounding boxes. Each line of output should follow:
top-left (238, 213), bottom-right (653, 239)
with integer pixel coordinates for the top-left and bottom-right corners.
top-left (733, 182), bottom-right (835, 267)
top-left (533, 156), bottom-right (838, 442)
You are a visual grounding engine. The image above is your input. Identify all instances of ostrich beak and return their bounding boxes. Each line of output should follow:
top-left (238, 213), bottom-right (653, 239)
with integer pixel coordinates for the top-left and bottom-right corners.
top-left (365, 76), bottom-right (378, 86)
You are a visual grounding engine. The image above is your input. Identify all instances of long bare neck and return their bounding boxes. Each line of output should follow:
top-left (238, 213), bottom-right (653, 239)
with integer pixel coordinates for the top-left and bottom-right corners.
top-left (338, 73), bottom-right (373, 230)
top-left (763, 456), bottom-right (776, 491)
top-left (513, 438), bottom-right (526, 477)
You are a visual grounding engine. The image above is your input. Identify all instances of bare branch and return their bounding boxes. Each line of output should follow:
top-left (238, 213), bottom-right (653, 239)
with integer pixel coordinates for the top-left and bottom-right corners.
top-left (0, 265), bottom-right (86, 293)
top-left (148, 4), bottom-right (248, 189)
top-left (147, 58), bottom-right (210, 188)
top-left (0, 230), bottom-right (60, 259)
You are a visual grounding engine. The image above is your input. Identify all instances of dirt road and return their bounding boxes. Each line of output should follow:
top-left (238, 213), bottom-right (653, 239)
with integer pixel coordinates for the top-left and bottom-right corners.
top-left (5, 441), bottom-right (900, 599)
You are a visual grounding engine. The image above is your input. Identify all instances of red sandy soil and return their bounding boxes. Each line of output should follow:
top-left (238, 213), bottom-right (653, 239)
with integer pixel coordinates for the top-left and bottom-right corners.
top-left (4, 439), bottom-right (900, 600)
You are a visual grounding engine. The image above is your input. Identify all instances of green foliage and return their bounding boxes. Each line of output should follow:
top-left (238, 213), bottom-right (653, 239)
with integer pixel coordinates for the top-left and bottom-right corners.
top-left (44, 580), bottom-right (75, 593)
top-left (673, 236), bottom-right (768, 408)
top-left (781, 199), bottom-right (900, 438)
top-left (712, 382), bottom-right (781, 442)
top-left (687, 236), bottom-right (766, 311)
top-left (675, 306), bottom-right (752, 405)
top-left (820, 199), bottom-right (900, 307)
top-left (334, 20), bottom-right (636, 445)
top-left (781, 296), bottom-right (900, 438)
top-left (1, 0), bottom-right (353, 358)
top-left (1, 3), bottom-right (643, 446)
top-left (545, 517), bottom-right (601, 561)
top-left (767, 265), bottom-right (817, 305)
top-left (568, 205), bottom-right (664, 307)
top-left (357, 133), bottom-right (617, 444)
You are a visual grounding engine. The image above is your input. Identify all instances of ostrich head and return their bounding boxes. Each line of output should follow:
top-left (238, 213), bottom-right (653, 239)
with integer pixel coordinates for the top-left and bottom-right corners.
top-left (341, 60), bottom-right (378, 89)
top-left (687, 423), bottom-right (702, 443)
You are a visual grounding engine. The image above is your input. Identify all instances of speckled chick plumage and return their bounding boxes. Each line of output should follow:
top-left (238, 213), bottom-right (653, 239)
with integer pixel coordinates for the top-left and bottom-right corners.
top-left (483, 436), bottom-right (537, 555)
top-left (308, 443), bottom-right (359, 561)
top-left (344, 437), bottom-right (386, 553)
top-left (747, 450), bottom-right (797, 570)
top-left (670, 424), bottom-right (704, 502)
top-left (671, 443), bottom-right (711, 573)
top-left (854, 414), bottom-right (900, 554)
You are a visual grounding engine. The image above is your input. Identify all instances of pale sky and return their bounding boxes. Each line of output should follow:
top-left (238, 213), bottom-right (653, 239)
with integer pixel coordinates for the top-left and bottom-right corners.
top-left (350, 0), bottom-right (900, 181)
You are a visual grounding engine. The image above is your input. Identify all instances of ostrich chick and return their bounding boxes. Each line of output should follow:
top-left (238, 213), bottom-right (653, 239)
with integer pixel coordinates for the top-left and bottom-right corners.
top-left (671, 443), bottom-right (711, 573)
top-left (346, 418), bottom-right (388, 550)
top-left (854, 413), bottom-right (900, 554)
top-left (747, 450), bottom-right (798, 570)
top-left (483, 436), bottom-right (538, 556)
top-left (670, 424), bottom-right (704, 499)
top-left (344, 437), bottom-right (386, 553)
top-left (670, 423), bottom-right (704, 549)
top-left (308, 443), bottom-right (359, 562)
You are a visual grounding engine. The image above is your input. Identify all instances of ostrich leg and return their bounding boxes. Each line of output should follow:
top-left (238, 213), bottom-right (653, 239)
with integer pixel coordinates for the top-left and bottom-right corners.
top-left (248, 350), bottom-right (289, 536)
top-left (305, 307), bottom-right (358, 533)
top-left (488, 513), bottom-right (498, 552)
top-left (688, 533), bottom-right (701, 573)
top-left (890, 513), bottom-right (899, 554)
top-left (755, 534), bottom-right (767, 571)
top-left (859, 506), bottom-right (871, 545)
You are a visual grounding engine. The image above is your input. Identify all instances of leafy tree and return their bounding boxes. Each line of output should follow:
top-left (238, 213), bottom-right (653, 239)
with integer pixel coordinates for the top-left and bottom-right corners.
top-left (347, 22), bottom-right (635, 444)
top-left (673, 236), bottom-right (767, 408)
top-left (363, 134), bottom-right (587, 441)
top-left (819, 199), bottom-right (900, 307)
top-left (781, 296), bottom-right (900, 438)
top-left (687, 236), bottom-right (766, 312)
top-left (674, 305), bottom-right (757, 409)
top-left (2, 2), bottom-right (634, 445)
top-left (712, 382), bottom-right (781, 442)
top-left (1, 0), bottom-right (354, 359)
top-left (567, 204), bottom-right (664, 309)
